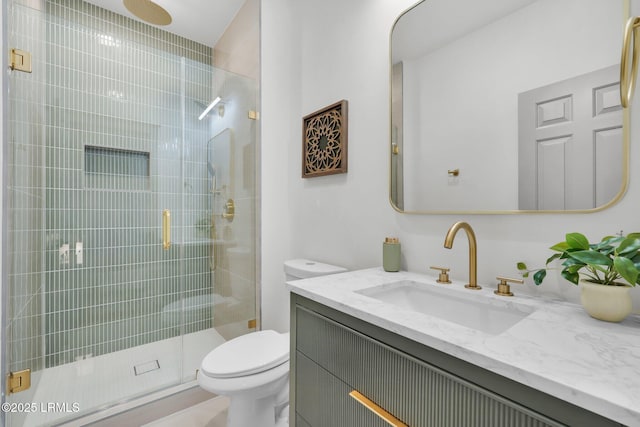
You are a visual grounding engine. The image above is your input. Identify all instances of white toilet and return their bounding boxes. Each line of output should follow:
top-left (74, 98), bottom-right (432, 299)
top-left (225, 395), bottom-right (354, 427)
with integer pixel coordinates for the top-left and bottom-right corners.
top-left (197, 259), bottom-right (347, 427)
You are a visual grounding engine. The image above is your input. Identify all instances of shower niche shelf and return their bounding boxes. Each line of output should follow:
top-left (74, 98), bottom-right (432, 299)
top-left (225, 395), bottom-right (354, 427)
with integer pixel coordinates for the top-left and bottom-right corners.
top-left (84, 145), bottom-right (150, 191)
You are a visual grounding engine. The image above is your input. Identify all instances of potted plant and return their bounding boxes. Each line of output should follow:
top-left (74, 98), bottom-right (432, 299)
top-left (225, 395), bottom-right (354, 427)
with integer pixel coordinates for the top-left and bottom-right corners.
top-left (518, 232), bottom-right (640, 322)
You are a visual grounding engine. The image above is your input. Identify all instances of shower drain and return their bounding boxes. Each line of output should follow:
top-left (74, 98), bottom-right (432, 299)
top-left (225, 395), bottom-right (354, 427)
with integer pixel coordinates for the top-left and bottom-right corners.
top-left (134, 360), bottom-right (160, 376)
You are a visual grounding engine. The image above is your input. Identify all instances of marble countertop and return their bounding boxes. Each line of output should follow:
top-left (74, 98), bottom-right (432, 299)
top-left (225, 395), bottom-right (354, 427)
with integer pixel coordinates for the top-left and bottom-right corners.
top-left (286, 268), bottom-right (640, 426)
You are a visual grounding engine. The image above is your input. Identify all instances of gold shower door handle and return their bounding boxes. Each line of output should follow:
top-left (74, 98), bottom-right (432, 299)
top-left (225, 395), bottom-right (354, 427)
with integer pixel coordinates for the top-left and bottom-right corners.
top-left (349, 390), bottom-right (408, 427)
top-left (620, 16), bottom-right (640, 108)
top-left (222, 198), bottom-right (235, 221)
top-left (162, 209), bottom-right (171, 250)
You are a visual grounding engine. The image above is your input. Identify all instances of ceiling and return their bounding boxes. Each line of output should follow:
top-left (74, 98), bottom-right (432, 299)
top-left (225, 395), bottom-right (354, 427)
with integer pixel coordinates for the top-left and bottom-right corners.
top-left (392, 0), bottom-right (537, 62)
top-left (84, 0), bottom-right (247, 47)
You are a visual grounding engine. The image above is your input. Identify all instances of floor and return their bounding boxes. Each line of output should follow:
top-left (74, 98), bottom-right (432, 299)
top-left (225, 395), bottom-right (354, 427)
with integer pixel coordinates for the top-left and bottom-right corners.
top-left (142, 397), bottom-right (229, 427)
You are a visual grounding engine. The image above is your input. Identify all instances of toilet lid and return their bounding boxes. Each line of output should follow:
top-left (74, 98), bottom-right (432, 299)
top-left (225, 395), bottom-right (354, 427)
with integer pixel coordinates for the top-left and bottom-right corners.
top-left (201, 330), bottom-right (289, 378)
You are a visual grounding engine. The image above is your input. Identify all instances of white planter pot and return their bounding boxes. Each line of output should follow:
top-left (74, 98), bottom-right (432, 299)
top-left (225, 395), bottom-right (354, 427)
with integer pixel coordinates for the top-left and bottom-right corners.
top-left (579, 281), bottom-right (632, 322)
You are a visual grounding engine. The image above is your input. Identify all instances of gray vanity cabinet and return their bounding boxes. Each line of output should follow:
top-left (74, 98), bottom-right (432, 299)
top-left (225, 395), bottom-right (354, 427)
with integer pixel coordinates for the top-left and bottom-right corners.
top-left (290, 294), bottom-right (622, 427)
top-left (295, 351), bottom-right (391, 427)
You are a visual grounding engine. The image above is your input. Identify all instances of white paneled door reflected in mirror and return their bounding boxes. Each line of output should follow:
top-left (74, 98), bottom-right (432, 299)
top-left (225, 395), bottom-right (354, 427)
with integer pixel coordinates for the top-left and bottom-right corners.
top-left (391, 0), bottom-right (629, 213)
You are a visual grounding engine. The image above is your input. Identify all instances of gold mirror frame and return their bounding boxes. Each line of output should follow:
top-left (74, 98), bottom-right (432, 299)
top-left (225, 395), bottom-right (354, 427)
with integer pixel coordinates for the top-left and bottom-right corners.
top-left (389, 0), bottom-right (631, 215)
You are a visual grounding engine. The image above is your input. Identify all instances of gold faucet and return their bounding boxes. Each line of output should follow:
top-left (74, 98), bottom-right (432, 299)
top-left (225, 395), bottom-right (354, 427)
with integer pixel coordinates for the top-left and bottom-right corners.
top-left (443, 221), bottom-right (481, 290)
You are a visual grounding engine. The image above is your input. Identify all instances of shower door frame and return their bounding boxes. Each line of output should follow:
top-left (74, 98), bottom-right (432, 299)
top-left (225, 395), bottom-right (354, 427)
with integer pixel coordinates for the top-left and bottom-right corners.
top-left (0, 0), bottom-right (261, 423)
top-left (2, 0), bottom-right (12, 423)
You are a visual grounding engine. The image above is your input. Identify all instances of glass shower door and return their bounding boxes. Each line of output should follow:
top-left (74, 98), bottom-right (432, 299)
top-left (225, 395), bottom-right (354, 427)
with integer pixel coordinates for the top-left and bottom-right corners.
top-left (2, 0), bottom-right (226, 425)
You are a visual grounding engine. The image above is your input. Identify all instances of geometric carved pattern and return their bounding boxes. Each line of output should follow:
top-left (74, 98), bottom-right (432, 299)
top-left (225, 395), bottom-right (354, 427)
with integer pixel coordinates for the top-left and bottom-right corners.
top-left (302, 100), bottom-right (348, 178)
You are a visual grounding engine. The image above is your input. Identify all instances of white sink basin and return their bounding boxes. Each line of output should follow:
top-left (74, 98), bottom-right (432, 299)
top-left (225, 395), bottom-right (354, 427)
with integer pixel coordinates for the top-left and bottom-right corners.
top-left (357, 280), bottom-right (534, 335)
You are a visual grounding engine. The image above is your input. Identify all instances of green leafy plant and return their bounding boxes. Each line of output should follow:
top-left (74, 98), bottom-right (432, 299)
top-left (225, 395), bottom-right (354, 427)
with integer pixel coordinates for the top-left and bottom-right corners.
top-left (517, 232), bottom-right (640, 287)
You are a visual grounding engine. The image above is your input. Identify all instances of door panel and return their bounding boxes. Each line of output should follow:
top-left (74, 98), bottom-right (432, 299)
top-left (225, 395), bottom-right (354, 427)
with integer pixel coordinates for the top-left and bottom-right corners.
top-left (537, 137), bottom-right (568, 210)
top-left (518, 64), bottom-right (622, 210)
top-left (595, 127), bottom-right (624, 207)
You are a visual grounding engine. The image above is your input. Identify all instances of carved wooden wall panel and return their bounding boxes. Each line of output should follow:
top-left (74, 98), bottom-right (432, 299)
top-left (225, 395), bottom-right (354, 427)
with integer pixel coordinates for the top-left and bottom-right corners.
top-left (302, 100), bottom-right (348, 178)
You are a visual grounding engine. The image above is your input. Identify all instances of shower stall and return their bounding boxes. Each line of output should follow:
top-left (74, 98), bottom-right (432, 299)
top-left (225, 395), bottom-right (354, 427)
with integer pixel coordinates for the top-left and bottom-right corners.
top-left (2, 0), bottom-right (259, 425)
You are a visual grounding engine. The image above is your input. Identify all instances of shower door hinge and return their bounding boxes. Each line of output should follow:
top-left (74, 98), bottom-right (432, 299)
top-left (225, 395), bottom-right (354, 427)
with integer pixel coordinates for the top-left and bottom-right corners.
top-left (248, 110), bottom-right (259, 120)
top-left (7, 369), bottom-right (31, 394)
top-left (248, 319), bottom-right (257, 329)
top-left (9, 48), bottom-right (32, 73)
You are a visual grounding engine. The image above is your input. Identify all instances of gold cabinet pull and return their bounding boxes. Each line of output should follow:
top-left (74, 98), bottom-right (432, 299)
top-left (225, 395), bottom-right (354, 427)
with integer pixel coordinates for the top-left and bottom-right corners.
top-left (349, 390), bottom-right (408, 427)
top-left (162, 209), bottom-right (171, 250)
top-left (620, 16), bottom-right (640, 107)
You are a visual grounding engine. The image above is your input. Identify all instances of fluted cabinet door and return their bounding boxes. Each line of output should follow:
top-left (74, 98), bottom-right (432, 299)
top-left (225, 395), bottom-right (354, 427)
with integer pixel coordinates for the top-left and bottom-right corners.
top-left (295, 414), bottom-right (312, 427)
top-left (296, 353), bottom-right (391, 427)
top-left (294, 305), bottom-right (565, 427)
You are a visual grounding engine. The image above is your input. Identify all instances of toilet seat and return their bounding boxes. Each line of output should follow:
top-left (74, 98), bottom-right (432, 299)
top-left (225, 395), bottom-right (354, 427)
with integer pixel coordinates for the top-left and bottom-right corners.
top-left (201, 330), bottom-right (289, 378)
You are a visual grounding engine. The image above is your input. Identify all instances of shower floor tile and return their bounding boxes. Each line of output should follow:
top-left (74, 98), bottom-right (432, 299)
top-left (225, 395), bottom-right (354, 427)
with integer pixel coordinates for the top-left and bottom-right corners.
top-left (8, 329), bottom-right (225, 427)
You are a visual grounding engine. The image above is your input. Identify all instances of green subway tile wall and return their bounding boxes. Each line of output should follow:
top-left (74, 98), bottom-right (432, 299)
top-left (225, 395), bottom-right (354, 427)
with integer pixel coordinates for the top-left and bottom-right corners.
top-left (7, 0), bottom-right (223, 371)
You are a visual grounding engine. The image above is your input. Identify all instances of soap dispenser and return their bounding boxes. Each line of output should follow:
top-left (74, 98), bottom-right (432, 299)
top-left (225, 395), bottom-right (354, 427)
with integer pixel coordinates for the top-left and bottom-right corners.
top-left (383, 237), bottom-right (401, 272)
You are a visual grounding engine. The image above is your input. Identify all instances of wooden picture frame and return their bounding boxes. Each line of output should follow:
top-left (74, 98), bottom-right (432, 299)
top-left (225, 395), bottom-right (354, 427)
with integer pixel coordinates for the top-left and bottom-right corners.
top-left (302, 100), bottom-right (348, 178)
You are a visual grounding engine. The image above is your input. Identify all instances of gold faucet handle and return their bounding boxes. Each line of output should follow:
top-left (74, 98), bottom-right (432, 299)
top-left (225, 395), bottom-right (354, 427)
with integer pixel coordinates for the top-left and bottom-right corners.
top-left (495, 276), bottom-right (524, 297)
top-left (430, 266), bottom-right (451, 284)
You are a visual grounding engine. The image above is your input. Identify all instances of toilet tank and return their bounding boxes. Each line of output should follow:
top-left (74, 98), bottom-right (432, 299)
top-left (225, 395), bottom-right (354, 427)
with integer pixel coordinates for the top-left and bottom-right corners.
top-left (284, 259), bottom-right (347, 281)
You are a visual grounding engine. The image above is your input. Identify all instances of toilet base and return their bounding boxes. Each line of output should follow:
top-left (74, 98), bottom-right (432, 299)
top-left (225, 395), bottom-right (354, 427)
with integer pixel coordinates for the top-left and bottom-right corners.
top-left (198, 364), bottom-right (289, 427)
top-left (275, 404), bottom-right (289, 427)
top-left (228, 394), bottom-right (278, 427)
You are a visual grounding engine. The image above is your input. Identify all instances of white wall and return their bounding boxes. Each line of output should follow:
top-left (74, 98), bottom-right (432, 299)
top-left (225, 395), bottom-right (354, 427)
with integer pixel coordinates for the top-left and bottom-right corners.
top-left (260, 0), bottom-right (300, 332)
top-left (261, 0), bottom-right (640, 332)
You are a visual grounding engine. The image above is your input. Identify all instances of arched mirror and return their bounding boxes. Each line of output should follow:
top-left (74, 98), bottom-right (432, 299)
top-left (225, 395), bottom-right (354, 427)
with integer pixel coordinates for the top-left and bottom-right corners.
top-left (390, 0), bottom-right (629, 213)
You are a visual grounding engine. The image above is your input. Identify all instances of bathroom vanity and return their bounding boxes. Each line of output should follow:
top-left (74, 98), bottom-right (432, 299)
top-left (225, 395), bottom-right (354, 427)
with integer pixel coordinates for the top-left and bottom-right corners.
top-left (287, 269), bottom-right (640, 427)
